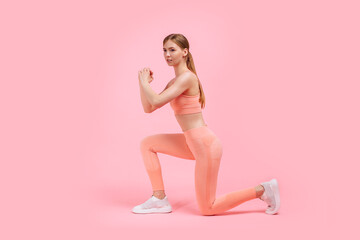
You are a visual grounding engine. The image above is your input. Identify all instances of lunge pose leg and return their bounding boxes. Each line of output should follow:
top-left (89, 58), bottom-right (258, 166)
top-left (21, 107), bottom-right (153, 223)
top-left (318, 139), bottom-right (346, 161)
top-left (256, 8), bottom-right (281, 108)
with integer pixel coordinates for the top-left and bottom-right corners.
top-left (132, 133), bottom-right (195, 214)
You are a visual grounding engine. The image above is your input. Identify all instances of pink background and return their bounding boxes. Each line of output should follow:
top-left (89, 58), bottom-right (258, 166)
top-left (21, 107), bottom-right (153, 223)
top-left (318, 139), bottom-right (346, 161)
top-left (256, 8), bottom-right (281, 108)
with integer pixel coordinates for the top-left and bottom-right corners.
top-left (1, 0), bottom-right (359, 239)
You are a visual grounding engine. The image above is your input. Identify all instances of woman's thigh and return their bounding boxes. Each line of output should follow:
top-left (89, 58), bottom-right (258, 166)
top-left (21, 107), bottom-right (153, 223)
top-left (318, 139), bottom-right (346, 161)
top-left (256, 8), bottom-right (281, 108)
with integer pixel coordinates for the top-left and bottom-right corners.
top-left (186, 132), bottom-right (223, 211)
top-left (140, 133), bottom-right (196, 160)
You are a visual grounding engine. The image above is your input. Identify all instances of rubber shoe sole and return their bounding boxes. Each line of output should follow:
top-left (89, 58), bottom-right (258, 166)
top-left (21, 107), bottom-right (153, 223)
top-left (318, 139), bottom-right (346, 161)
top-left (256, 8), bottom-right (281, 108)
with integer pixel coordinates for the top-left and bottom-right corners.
top-left (132, 204), bottom-right (172, 214)
top-left (264, 178), bottom-right (281, 215)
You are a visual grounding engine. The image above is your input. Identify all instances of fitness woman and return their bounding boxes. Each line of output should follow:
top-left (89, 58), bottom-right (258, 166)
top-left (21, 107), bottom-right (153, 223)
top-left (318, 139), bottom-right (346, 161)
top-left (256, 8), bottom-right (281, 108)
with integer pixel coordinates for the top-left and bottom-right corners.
top-left (133, 33), bottom-right (280, 216)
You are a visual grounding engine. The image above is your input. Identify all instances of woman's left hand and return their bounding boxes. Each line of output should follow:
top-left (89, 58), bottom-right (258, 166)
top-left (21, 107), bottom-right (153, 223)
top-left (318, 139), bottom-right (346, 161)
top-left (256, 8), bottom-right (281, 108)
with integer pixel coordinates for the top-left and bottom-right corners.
top-left (138, 67), bottom-right (153, 84)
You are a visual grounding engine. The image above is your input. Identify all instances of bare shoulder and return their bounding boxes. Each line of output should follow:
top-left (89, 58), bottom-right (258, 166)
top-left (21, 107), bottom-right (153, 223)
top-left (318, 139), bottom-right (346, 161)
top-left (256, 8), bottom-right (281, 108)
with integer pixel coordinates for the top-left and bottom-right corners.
top-left (178, 71), bottom-right (199, 95)
top-left (183, 71), bottom-right (197, 80)
top-left (176, 71), bottom-right (198, 84)
top-left (167, 71), bottom-right (197, 91)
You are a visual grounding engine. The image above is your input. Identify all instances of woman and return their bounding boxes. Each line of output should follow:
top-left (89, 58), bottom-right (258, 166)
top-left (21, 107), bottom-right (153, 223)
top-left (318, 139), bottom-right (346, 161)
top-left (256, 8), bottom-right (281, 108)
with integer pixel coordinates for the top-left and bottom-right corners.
top-left (133, 33), bottom-right (280, 216)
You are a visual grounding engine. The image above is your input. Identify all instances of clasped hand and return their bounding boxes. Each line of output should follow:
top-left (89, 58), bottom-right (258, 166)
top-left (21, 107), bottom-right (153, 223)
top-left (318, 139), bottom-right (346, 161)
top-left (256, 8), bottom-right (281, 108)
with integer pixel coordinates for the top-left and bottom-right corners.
top-left (138, 67), bottom-right (154, 84)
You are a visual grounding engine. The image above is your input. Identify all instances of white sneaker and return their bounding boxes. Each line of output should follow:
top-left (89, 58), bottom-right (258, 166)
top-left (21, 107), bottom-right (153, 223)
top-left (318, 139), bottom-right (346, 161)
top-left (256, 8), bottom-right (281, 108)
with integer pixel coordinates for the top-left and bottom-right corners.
top-left (131, 195), bottom-right (172, 214)
top-left (260, 178), bottom-right (281, 215)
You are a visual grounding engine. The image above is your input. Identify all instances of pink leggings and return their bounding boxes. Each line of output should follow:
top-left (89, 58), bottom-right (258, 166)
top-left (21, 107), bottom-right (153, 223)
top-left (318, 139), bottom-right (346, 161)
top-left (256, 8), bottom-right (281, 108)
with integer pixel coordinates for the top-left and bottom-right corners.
top-left (140, 125), bottom-right (257, 216)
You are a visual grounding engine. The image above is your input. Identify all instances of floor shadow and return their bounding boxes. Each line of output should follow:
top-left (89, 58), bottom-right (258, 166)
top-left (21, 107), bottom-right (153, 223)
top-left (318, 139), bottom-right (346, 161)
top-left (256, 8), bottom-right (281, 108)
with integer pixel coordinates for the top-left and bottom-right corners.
top-left (91, 184), bottom-right (271, 216)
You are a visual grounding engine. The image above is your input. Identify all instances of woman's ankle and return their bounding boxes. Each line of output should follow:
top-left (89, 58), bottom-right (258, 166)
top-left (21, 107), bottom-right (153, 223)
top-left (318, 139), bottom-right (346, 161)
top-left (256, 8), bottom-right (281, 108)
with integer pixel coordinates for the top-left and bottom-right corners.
top-left (255, 184), bottom-right (265, 198)
top-left (153, 190), bottom-right (166, 199)
top-left (153, 194), bottom-right (166, 200)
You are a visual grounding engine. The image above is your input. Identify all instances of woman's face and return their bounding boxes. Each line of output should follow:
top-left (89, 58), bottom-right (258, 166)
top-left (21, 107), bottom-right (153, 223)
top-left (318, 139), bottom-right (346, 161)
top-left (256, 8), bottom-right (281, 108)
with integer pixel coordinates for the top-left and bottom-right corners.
top-left (163, 40), bottom-right (187, 66)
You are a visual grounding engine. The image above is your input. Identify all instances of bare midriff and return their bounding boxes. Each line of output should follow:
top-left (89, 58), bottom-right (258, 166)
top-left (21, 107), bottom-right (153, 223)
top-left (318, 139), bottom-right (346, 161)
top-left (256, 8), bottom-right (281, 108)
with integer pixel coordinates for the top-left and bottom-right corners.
top-left (175, 112), bottom-right (207, 132)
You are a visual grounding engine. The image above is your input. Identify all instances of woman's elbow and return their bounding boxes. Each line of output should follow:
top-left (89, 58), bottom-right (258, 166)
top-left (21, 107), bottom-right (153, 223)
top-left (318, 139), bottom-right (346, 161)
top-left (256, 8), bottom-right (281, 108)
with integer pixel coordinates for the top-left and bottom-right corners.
top-left (145, 105), bottom-right (157, 113)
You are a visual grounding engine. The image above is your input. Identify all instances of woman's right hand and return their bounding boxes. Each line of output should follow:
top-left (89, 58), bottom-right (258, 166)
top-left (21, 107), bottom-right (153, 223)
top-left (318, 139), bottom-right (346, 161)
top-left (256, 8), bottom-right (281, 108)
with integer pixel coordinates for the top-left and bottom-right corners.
top-left (148, 68), bottom-right (154, 83)
top-left (138, 68), bottom-right (153, 84)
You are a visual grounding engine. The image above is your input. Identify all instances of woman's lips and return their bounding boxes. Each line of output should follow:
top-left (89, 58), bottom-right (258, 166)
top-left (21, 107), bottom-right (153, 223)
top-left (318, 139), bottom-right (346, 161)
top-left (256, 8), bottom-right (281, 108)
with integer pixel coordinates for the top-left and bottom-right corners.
top-left (167, 59), bottom-right (172, 62)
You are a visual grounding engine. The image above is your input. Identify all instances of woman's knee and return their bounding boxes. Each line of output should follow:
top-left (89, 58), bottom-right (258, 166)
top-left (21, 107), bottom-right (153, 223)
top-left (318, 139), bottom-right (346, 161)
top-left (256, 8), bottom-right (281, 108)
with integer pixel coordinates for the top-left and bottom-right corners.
top-left (199, 208), bottom-right (215, 216)
top-left (197, 204), bottom-right (215, 216)
top-left (140, 135), bottom-right (159, 150)
top-left (140, 136), bottom-right (150, 149)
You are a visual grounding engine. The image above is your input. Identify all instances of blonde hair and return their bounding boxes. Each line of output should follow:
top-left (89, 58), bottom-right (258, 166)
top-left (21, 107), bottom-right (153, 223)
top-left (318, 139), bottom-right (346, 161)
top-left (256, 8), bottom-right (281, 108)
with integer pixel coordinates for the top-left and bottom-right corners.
top-left (163, 33), bottom-right (206, 109)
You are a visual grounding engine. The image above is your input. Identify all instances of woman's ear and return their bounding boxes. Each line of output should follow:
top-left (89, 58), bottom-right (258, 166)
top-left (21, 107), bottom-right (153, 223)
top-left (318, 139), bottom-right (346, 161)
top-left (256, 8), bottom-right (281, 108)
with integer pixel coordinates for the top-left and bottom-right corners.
top-left (183, 48), bottom-right (188, 58)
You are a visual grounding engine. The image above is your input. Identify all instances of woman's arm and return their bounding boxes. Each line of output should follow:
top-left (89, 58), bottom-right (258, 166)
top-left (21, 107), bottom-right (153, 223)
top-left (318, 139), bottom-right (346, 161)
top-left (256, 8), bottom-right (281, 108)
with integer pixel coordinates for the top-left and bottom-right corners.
top-left (139, 80), bottom-right (171, 113)
top-left (139, 80), bottom-right (153, 113)
top-left (141, 73), bottom-right (192, 109)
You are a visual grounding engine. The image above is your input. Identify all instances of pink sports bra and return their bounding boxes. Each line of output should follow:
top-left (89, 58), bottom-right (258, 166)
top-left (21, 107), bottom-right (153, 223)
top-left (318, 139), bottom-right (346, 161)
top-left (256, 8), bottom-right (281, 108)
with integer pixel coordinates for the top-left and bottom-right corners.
top-left (170, 92), bottom-right (202, 115)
